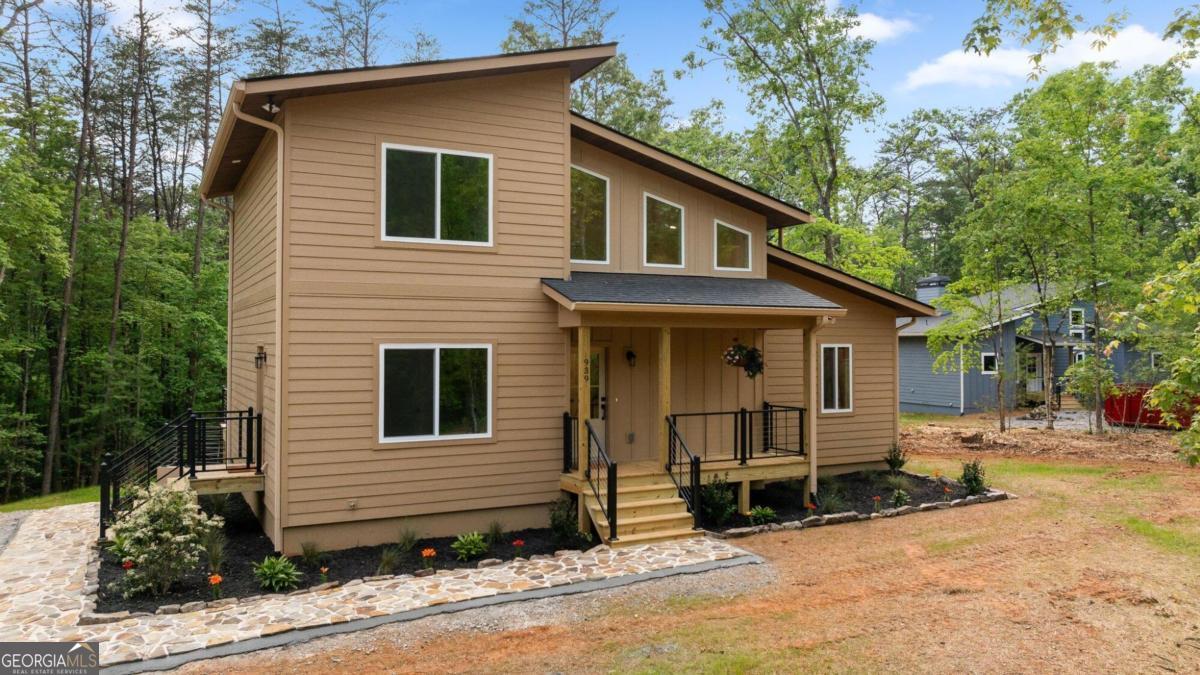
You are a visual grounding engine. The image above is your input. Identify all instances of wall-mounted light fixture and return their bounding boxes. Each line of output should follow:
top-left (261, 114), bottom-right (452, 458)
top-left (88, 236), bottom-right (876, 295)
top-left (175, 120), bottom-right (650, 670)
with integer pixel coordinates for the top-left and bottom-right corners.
top-left (255, 347), bottom-right (267, 370)
top-left (261, 95), bottom-right (281, 115)
top-left (625, 348), bottom-right (637, 368)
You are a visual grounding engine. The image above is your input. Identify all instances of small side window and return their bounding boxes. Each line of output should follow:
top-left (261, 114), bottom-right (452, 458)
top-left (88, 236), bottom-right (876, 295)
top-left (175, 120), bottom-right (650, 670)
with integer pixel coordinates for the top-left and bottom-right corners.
top-left (980, 352), bottom-right (998, 374)
top-left (821, 344), bottom-right (853, 413)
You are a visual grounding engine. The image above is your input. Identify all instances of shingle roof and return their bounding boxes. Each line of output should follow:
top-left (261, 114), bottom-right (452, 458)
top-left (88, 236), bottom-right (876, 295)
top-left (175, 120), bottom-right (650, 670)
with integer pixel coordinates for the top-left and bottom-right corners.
top-left (542, 272), bottom-right (841, 310)
top-left (898, 281), bottom-right (1076, 336)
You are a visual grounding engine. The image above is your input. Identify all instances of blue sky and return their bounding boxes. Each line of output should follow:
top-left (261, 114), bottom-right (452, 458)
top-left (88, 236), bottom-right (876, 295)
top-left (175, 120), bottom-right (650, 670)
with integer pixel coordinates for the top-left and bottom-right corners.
top-left (137, 0), bottom-right (1193, 163)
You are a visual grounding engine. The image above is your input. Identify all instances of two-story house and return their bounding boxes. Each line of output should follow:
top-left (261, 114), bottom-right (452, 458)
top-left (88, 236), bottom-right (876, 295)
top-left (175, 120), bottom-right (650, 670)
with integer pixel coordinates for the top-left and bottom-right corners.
top-left (899, 274), bottom-right (1155, 415)
top-left (195, 44), bottom-right (935, 553)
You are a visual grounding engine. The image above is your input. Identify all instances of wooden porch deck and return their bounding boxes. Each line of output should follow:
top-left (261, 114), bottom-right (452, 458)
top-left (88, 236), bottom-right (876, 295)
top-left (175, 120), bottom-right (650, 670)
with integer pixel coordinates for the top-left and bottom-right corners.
top-left (159, 466), bottom-right (264, 496)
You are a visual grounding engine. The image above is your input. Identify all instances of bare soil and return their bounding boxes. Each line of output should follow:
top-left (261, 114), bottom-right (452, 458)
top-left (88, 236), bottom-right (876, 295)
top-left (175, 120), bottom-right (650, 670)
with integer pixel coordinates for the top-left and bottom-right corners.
top-left (903, 421), bottom-right (1184, 464)
top-left (177, 423), bottom-right (1200, 674)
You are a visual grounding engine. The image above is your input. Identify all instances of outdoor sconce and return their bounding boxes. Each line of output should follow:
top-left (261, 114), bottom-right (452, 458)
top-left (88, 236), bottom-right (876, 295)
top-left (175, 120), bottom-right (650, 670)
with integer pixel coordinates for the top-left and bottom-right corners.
top-left (625, 348), bottom-right (637, 367)
top-left (255, 348), bottom-right (267, 370)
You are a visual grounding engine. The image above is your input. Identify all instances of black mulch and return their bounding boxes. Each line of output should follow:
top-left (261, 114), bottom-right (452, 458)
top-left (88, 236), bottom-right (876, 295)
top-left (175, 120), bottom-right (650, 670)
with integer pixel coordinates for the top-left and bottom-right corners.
top-left (97, 493), bottom-right (564, 614)
top-left (711, 470), bottom-right (968, 531)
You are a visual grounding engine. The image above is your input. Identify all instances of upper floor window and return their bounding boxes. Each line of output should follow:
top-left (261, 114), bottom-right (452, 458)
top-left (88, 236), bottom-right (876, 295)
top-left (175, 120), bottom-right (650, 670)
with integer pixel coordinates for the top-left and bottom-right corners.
top-left (643, 193), bottom-right (684, 267)
top-left (1068, 307), bottom-right (1086, 339)
top-left (570, 166), bottom-right (609, 263)
top-left (821, 344), bottom-right (853, 413)
top-left (980, 352), bottom-right (998, 374)
top-left (379, 344), bottom-right (491, 443)
top-left (714, 220), bottom-right (751, 271)
top-left (382, 144), bottom-right (492, 245)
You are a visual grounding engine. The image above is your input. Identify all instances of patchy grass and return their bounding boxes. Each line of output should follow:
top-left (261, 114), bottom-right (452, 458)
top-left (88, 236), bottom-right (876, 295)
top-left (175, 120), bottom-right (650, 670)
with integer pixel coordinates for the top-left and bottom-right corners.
top-left (1118, 516), bottom-right (1200, 558)
top-left (0, 485), bottom-right (99, 513)
top-left (900, 412), bottom-right (963, 429)
top-left (925, 532), bottom-right (988, 555)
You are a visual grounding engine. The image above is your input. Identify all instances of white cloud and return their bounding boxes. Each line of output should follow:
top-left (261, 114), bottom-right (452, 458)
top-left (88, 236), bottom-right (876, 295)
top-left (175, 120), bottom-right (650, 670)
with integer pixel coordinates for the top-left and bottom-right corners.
top-left (902, 24), bottom-right (1187, 91)
top-left (850, 13), bottom-right (916, 42)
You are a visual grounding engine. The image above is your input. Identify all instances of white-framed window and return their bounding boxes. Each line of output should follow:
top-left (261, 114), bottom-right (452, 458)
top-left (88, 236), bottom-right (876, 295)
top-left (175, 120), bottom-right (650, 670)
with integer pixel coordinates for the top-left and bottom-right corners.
top-left (1073, 351), bottom-right (1087, 364)
top-left (381, 143), bottom-right (493, 246)
top-left (980, 352), bottom-right (998, 375)
top-left (820, 344), bottom-right (853, 413)
top-left (713, 220), bottom-right (751, 271)
top-left (379, 343), bottom-right (492, 443)
top-left (1068, 307), bottom-right (1086, 339)
top-left (643, 192), bottom-right (685, 268)
top-left (570, 165), bottom-right (609, 264)
top-left (1150, 351), bottom-right (1164, 370)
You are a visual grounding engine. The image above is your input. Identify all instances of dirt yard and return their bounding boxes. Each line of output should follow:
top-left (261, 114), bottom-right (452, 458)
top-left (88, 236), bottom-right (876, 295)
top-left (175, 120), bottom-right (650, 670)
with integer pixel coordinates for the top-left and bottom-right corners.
top-left (181, 424), bottom-right (1200, 674)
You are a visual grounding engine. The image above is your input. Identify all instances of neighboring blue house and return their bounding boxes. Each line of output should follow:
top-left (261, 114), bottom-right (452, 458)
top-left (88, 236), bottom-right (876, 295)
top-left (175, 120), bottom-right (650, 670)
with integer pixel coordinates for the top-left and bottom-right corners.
top-left (898, 274), bottom-right (1155, 415)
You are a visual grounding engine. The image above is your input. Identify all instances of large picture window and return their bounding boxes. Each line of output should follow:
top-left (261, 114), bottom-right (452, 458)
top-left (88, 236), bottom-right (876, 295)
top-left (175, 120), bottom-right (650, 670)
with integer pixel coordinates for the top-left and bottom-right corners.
top-left (643, 193), bottom-right (684, 267)
top-left (570, 166), bottom-right (609, 263)
top-left (714, 220), bottom-right (751, 271)
top-left (821, 344), bottom-right (853, 413)
top-left (382, 144), bottom-right (492, 245)
top-left (379, 344), bottom-right (491, 442)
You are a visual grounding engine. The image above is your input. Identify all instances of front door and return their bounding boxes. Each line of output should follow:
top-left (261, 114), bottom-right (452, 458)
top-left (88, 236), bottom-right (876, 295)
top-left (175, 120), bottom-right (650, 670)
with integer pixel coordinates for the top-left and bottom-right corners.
top-left (588, 348), bottom-right (607, 447)
top-left (1026, 352), bottom-right (1043, 393)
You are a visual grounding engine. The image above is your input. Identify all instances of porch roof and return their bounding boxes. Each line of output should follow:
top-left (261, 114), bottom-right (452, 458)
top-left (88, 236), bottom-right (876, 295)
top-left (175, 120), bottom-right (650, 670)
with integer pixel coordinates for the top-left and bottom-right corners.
top-left (542, 272), bottom-right (844, 317)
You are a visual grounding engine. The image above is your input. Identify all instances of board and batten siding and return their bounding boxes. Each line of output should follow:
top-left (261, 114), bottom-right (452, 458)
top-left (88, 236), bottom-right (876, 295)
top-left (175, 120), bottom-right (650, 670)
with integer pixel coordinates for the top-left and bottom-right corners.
top-left (764, 264), bottom-right (901, 470)
top-left (229, 131), bottom-right (280, 540)
top-left (569, 140), bottom-right (768, 278)
top-left (279, 70), bottom-right (571, 550)
top-left (899, 336), bottom-right (961, 414)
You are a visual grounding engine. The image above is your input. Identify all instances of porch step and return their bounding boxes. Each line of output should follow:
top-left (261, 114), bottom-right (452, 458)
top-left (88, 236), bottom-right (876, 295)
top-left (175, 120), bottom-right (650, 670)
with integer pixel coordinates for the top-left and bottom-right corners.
top-left (580, 466), bottom-right (698, 546)
top-left (586, 505), bottom-right (695, 537)
top-left (607, 527), bottom-right (704, 548)
top-left (596, 482), bottom-right (680, 501)
top-left (1058, 394), bottom-right (1084, 411)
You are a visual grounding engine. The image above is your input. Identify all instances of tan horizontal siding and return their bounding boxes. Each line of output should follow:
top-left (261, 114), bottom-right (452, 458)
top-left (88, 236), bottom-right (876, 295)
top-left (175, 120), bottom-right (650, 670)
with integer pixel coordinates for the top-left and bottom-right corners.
top-left (230, 131), bottom-right (279, 539)
top-left (280, 69), bottom-right (570, 543)
top-left (766, 262), bottom-right (902, 468)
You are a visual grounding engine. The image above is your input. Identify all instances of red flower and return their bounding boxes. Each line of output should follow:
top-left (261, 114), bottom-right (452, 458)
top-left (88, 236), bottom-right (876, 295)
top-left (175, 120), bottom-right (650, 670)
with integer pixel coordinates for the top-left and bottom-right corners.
top-left (512, 539), bottom-right (525, 548)
top-left (872, 495), bottom-right (881, 502)
top-left (121, 559), bottom-right (134, 571)
top-left (804, 502), bottom-right (817, 511)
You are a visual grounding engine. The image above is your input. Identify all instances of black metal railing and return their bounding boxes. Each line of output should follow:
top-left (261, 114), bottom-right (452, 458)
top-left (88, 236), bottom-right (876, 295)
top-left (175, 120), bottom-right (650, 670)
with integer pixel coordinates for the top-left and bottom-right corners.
top-left (666, 416), bottom-right (702, 530)
top-left (562, 411), bottom-right (577, 473)
top-left (584, 419), bottom-right (618, 542)
top-left (99, 407), bottom-right (263, 539)
top-left (669, 402), bottom-right (806, 465)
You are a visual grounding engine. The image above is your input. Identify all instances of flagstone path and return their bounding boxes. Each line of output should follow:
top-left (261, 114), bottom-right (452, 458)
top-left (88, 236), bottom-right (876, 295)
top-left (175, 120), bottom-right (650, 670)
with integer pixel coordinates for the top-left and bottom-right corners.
top-left (0, 502), bottom-right (751, 668)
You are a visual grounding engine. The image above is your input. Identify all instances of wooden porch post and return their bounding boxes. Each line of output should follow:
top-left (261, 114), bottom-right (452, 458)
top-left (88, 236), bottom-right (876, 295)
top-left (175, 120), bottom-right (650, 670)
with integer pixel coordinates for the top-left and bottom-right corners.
top-left (657, 327), bottom-right (671, 468)
top-left (804, 318), bottom-right (823, 501)
top-left (576, 326), bottom-right (590, 477)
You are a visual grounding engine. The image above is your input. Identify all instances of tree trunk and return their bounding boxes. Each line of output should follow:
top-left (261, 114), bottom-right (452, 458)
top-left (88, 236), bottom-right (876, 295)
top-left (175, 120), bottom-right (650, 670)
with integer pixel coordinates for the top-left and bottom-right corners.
top-left (44, 0), bottom-right (97, 496)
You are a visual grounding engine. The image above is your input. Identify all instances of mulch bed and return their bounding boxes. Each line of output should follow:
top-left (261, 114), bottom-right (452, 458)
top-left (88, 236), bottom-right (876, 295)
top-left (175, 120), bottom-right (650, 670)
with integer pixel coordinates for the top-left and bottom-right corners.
top-left (714, 470), bottom-right (968, 531)
top-left (96, 493), bottom-right (562, 614)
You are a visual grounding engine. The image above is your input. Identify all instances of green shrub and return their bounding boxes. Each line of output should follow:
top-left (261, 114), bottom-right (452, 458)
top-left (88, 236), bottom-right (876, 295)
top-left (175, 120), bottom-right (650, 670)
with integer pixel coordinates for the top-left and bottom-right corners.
top-left (748, 505), bottom-right (777, 526)
top-left (109, 484), bottom-right (223, 598)
top-left (203, 493), bottom-right (229, 519)
top-left (891, 489), bottom-right (911, 508)
top-left (880, 473), bottom-right (912, 493)
top-left (253, 555), bottom-right (303, 592)
top-left (377, 546), bottom-right (402, 574)
top-left (397, 525), bottom-right (419, 556)
top-left (451, 532), bottom-right (489, 561)
top-left (960, 460), bottom-right (988, 496)
top-left (300, 542), bottom-right (323, 568)
top-left (549, 494), bottom-right (591, 547)
top-left (201, 528), bottom-right (226, 575)
top-left (699, 473), bottom-right (738, 527)
top-left (485, 520), bottom-right (505, 546)
top-left (817, 477), bottom-right (847, 514)
top-left (885, 443), bottom-right (908, 474)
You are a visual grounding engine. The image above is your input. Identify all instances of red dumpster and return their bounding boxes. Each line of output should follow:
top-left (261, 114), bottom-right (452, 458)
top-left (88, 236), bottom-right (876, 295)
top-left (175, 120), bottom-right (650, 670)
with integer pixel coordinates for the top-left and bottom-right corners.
top-left (1104, 384), bottom-right (1195, 430)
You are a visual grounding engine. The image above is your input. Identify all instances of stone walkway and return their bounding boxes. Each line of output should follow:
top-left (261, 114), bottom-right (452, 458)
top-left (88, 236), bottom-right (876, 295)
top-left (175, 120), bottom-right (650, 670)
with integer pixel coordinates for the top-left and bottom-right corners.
top-left (0, 503), bottom-right (751, 668)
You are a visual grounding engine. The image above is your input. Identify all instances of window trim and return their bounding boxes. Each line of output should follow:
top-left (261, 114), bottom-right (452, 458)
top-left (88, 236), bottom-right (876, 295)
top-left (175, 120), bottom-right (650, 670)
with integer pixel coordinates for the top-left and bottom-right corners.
top-left (980, 352), bottom-right (998, 375)
top-left (379, 143), bottom-right (494, 247)
top-left (1150, 351), bottom-right (1163, 370)
top-left (569, 164), bottom-right (610, 265)
top-left (712, 219), bottom-right (752, 272)
top-left (377, 342), bottom-right (493, 444)
top-left (642, 192), bottom-right (686, 269)
top-left (1068, 307), bottom-right (1085, 327)
top-left (820, 343), bottom-right (854, 414)
top-left (1073, 351), bottom-right (1087, 364)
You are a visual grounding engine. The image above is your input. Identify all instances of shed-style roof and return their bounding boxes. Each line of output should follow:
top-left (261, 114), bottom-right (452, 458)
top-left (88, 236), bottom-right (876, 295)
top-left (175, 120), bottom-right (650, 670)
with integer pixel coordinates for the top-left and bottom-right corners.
top-left (201, 43), bottom-right (617, 198)
top-left (542, 272), bottom-right (842, 314)
top-left (570, 114), bottom-right (812, 229)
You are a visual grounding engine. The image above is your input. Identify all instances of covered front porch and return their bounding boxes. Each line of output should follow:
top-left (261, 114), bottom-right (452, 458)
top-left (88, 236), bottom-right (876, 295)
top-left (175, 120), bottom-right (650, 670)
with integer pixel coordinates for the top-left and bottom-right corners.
top-left (542, 272), bottom-right (845, 545)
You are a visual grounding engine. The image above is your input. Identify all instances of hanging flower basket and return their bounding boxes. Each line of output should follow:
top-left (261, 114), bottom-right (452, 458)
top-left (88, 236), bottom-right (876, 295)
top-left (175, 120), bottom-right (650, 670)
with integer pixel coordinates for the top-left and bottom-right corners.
top-left (723, 341), bottom-right (763, 379)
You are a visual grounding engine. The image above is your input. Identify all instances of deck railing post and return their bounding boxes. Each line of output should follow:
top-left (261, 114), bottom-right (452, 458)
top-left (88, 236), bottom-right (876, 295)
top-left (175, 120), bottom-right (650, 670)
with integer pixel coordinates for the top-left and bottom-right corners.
top-left (762, 401), bottom-right (772, 452)
top-left (690, 454), bottom-right (701, 530)
top-left (562, 411), bottom-right (573, 473)
top-left (800, 408), bottom-right (807, 456)
top-left (255, 412), bottom-right (263, 474)
top-left (186, 409), bottom-right (197, 478)
top-left (99, 451), bottom-right (112, 539)
top-left (607, 461), bottom-right (618, 542)
top-left (246, 406), bottom-right (255, 469)
top-left (738, 407), bottom-right (748, 465)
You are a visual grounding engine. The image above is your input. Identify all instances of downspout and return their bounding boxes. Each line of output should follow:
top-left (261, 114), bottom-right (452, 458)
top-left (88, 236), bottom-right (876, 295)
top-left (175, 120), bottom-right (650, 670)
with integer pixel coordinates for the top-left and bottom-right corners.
top-left (895, 318), bottom-right (917, 445)
top-left (230, 84), bottom-right (285, 547)
top-left (204, 197), bottom-right (234, 412)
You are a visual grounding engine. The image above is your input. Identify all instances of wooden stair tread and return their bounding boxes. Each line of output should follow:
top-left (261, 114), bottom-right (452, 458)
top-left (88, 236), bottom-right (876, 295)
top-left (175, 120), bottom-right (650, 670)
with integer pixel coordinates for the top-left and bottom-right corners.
top-left (610, 527), bottom-right (703, 547)
top-left (588, 509), bottom-right (693, 528)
